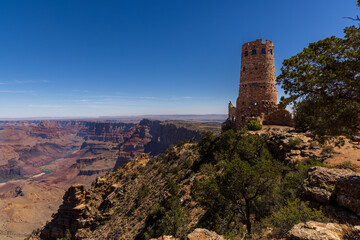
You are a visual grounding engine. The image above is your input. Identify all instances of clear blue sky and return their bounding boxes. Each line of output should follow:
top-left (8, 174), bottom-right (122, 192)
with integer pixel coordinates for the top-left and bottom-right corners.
top-left (0, 0), bottom-right (358, 118)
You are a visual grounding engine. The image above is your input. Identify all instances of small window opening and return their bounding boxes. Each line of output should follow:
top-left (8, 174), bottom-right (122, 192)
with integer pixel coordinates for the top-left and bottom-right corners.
top-left (252, 83), bottom-right (258, 86)
top-left (253, 101), bottom-right (258, 106)
top-left (255, 67), bottom-right (258, 70)
top-left (243, 67), bottom-right (246, 72)
top-left (245, 51), bottom-right (248, 56)
top-left (252, 49), bottom-right (256, 55)
top-left (242, 101), bottom-right (246, 105)
top-left (261, 48), bottom-right (266, 54)
top-left (269, 49), bottom-right (273, 55)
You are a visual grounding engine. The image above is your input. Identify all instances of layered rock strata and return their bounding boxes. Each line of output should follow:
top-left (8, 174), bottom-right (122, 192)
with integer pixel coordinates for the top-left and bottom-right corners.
top-left (41, 184), bottom-right (92, 239)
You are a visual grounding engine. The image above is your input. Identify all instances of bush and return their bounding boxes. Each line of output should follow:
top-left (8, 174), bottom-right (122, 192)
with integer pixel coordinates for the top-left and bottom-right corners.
top-left (289, 138), bottom-right (302, 148)
top-left (136, 197), bottom-right (189, 240)
top-left (131, 173), bottom-right (138, 180)
top-left (166, 178), bottom-right (180, 196)
top-left (177, 140), bottom-right (187, 148)
top-left (263, 199), bottom-right (326, 238)
top-left (246, 120), bottom-right (262, 131)
top-left (134, 184), bottom-right (150, 209)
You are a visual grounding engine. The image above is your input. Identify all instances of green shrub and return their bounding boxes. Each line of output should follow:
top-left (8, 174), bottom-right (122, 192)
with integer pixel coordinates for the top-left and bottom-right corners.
top-left (131, 173), bottom-right (138, 180)
top-left (134, 184), bottom-right (150, 209)
top-left (289, 138), bottom-right (302, 148)
top-left (165, 178), bottom-right (180, 196)
top-left (246, 120), bottom-right (262, 131)
top-left (176, 140), bottom-right (187, 148)
top-left (164, 146), bottom-right (179, 162)
top-left (263, 199), bottom-right (326, 238)
top-left (136, 197), bottom-right (189, 240)
top-left (170, 166), bottom-right (180, 174)
top-left (184, 157), bottom-right (193, 168)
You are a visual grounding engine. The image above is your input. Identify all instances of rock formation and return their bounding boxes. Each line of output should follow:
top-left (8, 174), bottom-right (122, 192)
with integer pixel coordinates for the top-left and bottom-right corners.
top-left (303, 167), bottom-right (354, 204)
top-left (287, 221), bottom-right (360, 240)
top-left (41, 184), bottom-right (91, 239)
top-left (302, 166), bottom-right (360, 224)
top-left (76, 121), bottom-right (135, 143)
top-left (150, 228), bottom-right (225, 240)
top-left (336, 175), bottom-right (360, 218)
top-left (187, 228), bottom-right (225, 240)
top-left (114, 119), bottom-right (202, 169)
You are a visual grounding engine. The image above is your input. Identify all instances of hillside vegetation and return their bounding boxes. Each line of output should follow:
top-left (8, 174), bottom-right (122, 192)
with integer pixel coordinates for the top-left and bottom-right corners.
top-left (28, 126), bottom-right (360, 240)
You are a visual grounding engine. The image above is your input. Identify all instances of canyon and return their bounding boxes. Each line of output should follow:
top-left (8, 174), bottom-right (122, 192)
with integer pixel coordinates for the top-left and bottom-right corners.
top-left (0, 119), bottom-right (213, 240)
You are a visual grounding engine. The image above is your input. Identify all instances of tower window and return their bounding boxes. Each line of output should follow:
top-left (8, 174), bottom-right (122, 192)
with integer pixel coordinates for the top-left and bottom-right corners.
top-left (243, 67), bottom-right (246, 72)
top-left (255, 67), bottom-right (258, 70)
top-left (261, 48), bottom-right (266, 54)
top-left (242, 101), bottom-right (246, 105)
top-left (252, 83), bottom-right (258, 86)
top-left (252, 49), bottom-right (256, 55)
top-left (253, 101), bottom-right (258, 106)
top-left (245, 51), bottom-right (248, 56)
top-left (269, 49), bottom-right (273, 55)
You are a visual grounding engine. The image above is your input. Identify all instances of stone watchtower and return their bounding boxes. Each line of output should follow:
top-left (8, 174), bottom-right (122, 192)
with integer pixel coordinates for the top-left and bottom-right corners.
top-left (227, 39), bottom-right (293, 129)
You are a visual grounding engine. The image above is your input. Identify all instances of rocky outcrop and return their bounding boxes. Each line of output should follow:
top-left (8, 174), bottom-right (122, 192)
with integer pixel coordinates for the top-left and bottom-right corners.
top-left (302, 167), bottom-right (360, 224)
top-left (150, 228), bottom-right (225, 240)
top-left (41, 184), bottom-right (92, 239)
top-left (266, 129), bottom-right (332, 164)
top-left (187, 228), bottom-right (225, 240)
top-left (336, 175), bottom-right (360, 218)
top-left (303, 167), bottom-right (354, 204)
top-left (287, 221), bottom-right (360, 240)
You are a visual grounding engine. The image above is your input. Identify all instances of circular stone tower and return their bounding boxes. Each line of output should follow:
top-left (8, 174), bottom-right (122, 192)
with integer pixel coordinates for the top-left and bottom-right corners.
top-left (235, 39), bottom-right (278, 128)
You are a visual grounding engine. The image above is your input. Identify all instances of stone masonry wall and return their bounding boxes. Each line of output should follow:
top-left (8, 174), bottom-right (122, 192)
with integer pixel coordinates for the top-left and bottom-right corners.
top-left (228, 39), bottom-right (293, 128)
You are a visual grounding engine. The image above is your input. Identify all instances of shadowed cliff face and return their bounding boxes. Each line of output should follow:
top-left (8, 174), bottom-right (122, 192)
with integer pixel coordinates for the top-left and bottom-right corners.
top-left (140, 119), bottom-right (202, 155)
top-left (113, 119), bottom-right (203, 170)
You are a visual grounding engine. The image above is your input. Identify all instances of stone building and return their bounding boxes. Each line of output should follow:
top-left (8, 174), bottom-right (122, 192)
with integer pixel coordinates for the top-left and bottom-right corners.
top-left (226, 39), bottom-right (293, 129)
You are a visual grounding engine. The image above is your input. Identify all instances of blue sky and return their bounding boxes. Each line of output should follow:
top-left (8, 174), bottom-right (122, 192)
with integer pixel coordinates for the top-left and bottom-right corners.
top-left (0, 0), bottom-right (358, 118)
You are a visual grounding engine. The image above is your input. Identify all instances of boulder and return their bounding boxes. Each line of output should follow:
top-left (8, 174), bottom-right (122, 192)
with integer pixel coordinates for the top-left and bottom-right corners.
top-left (336, 175), bottom-right (360, 217)
top-left (302, 167), bottom-right (353, 204)
top-left (287, 221), bottom-right (351, 240)
top-left (150, 236), bottom-right (179, 240)
top-left (150, 229), bottom-right (224, 240)
top-left (187, 228), bottom-right (225, 240)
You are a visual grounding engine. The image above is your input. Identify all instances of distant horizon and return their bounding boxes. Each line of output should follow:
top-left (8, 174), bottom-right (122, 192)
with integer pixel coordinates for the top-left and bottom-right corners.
top-left (0, 1), bottom-right (358, 118)
top-left (0, 113), bottom-right (228, 122)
